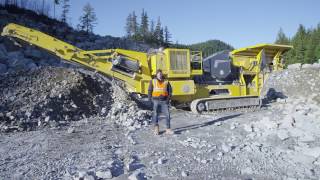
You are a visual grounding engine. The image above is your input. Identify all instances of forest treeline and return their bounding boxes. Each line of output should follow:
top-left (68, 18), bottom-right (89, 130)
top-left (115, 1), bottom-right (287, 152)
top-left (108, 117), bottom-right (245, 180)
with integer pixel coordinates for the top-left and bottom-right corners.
top-left (275, 25), bottom-right (320, 65)
top-left (124, 9), bottom-right (233, 56)
top-left (4, 0), bottom-right (317, 62)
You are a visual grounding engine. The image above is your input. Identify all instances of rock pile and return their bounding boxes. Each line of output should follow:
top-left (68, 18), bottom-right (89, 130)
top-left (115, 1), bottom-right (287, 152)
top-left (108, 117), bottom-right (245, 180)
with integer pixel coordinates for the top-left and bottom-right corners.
top-left (0, 7), bottom-right (154, 133)
top-left (107, 83), bottom-right (151, 131)
top-left (257, 64), bottom-right (320, 139)
top-left (246, 96), bottom-right (320, 140)
top-left (262, 63), bottom-right (320, 102)
top-left (230, 65), bottom-right (320, 178)
top-left (0, 67), bottom-right (112, 132)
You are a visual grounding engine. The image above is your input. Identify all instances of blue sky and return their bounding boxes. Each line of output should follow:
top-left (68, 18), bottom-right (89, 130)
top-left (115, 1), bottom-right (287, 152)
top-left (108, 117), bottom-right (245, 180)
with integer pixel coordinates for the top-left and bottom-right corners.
top-left (54, 0), bottom-right (320, 48)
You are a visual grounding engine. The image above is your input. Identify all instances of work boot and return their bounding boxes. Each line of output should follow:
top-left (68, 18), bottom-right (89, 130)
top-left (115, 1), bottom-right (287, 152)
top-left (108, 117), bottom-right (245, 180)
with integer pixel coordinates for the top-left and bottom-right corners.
top-left (165, 128), bottom-right (174, 135)
top-left (154, 125), bottom-right (159, 135)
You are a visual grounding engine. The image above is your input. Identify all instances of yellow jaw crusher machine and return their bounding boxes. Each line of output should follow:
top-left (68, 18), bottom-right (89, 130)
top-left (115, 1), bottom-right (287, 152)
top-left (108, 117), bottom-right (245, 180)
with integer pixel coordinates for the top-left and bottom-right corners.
top-left (1, 23), bottom-right (292, 113)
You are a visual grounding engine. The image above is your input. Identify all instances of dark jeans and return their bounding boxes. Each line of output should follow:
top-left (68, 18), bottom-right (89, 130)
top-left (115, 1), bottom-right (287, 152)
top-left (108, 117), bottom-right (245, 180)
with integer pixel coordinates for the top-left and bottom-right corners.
top-left (152, 99), bottom-right (171, 129)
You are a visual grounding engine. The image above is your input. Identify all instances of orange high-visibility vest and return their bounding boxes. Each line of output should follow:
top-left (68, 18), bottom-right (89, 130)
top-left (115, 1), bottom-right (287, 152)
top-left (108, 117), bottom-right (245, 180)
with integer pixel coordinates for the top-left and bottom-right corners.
top-left (152, 79), bottom-right (169, 97)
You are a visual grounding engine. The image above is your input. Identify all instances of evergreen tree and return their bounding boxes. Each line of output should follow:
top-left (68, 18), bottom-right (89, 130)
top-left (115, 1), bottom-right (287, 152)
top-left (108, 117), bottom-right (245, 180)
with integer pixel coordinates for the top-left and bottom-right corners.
top-left (78, 3), bottom-right (97, 33)
top-left (149, 20), bottom-right (155, 35)
top-left (140, 9), bottom-right (149, 41)
top-left (307, 24), bottom-right (320, 63)
top-left (274, 24), bottom-right (320, 65)
top-left (125, 13), bottom-right (132, 37)
top-left (154, 17), bottom-right (162, 43)
top-left (164, 26), bottom-right (171, 45)
top-left (131, 11), bottom-right (139, 40)
top-left (289, 24), bottom-right (308, 64)
top-left (314, 44), bottom-right (320, 62)
top-left (148, 20), bottom-right (157, 43)
top-left (61, 0), bottom-right (70, 23)
top-left (305, 29), bottom-right (318, 64)
top-left (275, 28), bottom-right (290, 45)
top-left (123, 10), bottom-right (173, 45)
top-left (159, 27), bottom-right (164, 45)
top-left (132, 11), bottom-right (138, 34)
top-left (314, 25), bottom-right (320, 62)
top-left (53, 0), bottom-right (60, 19)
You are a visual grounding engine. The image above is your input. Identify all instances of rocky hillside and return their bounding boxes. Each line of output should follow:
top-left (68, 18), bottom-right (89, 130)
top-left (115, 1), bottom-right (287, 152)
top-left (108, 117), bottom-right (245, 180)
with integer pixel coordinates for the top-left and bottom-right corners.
top-left (0, 5), bottom-right (151, 74)
top-left (0, 6), bottom-right (153, 133)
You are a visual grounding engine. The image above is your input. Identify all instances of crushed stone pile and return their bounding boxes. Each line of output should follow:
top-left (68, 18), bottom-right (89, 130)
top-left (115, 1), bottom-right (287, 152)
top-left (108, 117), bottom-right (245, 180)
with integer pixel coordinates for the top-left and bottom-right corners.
top-left (246, 97), bottom-right (320, 140)
top-left (107, 83), bottom-right (151, 131)
top-left (0, 67), bottom-right (112, 132)
top-left (262, 63), bottom-right (320, 103)
top-left (242, 64), bottom-right (320, 168)
top-left (241, 96), bottom-right (320, 175)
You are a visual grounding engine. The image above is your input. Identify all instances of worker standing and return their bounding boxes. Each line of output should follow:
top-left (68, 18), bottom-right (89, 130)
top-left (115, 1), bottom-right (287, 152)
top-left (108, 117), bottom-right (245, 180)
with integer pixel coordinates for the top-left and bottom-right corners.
top-left (148, 69), bottom-right (174, 135)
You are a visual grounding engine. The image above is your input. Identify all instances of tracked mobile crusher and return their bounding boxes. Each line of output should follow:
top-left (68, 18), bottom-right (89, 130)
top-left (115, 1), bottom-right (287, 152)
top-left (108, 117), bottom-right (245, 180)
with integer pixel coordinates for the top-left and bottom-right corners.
top-left (1, 23), bottom-right (292, 113)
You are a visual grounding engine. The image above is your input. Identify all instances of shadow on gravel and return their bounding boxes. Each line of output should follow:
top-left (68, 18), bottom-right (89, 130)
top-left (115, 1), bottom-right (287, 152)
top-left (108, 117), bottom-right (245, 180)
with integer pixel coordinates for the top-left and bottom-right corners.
top-left (173, 113), bottom-right (242, 134)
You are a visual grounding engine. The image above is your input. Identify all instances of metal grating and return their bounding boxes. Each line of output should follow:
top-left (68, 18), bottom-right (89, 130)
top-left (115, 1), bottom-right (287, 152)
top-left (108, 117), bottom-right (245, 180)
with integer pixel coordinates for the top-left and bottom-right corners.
top-left (169, 51), bottom-right (188, 74)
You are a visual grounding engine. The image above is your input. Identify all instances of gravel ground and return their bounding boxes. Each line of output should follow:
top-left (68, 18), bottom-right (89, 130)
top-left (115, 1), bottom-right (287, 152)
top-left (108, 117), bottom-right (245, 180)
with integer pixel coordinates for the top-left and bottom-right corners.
top-left (0, 117), bottom-right (127, 180)
top-left (2, 5), bottom-right (320, 180)
top-left (1, 106), bottom-right (319, 179)
top-left (1, 65), bottom-right (320, 179)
